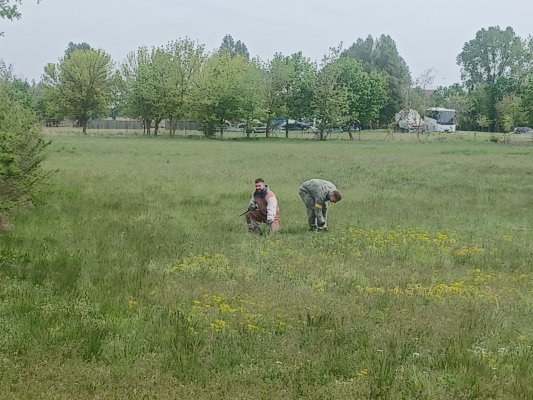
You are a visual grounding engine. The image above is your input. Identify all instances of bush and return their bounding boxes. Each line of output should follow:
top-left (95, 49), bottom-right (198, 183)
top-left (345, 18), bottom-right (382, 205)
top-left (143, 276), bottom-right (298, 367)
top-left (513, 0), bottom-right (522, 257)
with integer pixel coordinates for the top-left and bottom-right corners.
top-left (0, 81), bottom-right (48, 227)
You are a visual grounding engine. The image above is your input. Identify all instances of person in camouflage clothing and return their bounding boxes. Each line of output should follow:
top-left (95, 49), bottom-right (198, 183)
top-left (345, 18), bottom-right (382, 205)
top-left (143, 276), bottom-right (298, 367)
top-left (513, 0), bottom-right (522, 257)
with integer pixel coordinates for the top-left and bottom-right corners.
top-left (298, 178), bottom-right (342, 232)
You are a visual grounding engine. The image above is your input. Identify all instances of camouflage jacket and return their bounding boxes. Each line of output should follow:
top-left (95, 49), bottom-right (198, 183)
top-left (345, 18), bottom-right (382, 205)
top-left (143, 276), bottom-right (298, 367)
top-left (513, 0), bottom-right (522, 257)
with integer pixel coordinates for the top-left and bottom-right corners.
top-left (298, 179), bottom-right (337, 207)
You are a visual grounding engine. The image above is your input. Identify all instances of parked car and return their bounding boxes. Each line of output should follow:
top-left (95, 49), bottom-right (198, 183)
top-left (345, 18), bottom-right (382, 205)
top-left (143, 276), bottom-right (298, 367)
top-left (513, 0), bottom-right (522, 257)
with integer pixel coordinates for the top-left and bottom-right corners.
top-left (238, 122), bottom-right (267, 134)
top-left (281, 122), bottom-right (316, 132)
top-left (271, 117), bottom-right (286, 129)
top-left (514, 126), bottom-right (533, 134)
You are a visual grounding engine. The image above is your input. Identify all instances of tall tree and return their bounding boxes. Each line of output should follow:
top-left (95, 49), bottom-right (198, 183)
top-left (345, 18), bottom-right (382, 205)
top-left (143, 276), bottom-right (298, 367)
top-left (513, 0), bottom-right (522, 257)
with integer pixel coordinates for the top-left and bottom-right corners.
top-left (335, 57), bottom-right (388, 133)
top-left (343, 34), bottom-right (411, 125)
top-left (521, 71), bottom-right (533, 125)
top-left (312, 56), bottom-right (349, 141)
top-left (64, 41), bottom-right (92, 59)
top-left (192, 53), bottom-right (263, 137)
top-left (122, 46), bottom-right (159, 134)
top-left (122, 40), bottom-right (205, 135)
top-left (261, 53), bottom-right (292, 137)
top-left (283, 52), bottom-right (316, 138)
top-left (219, 34), bottom-right (250, 60)
top-left (457, 26), bottom-right (525, 88)
top-left (457, 26), bottom-right (528, 130)
top-left (42, 48), bottom-right (113, 133)
top-left (160, 38), bottom-right (206, 135)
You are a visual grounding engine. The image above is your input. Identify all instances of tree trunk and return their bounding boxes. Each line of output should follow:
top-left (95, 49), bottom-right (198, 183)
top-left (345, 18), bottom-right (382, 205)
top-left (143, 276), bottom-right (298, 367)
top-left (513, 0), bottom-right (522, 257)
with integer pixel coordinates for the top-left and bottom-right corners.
top-left (154, 118), bottom-right (162, 136)
top-left (169, 117), bottom-right (174, 136)
top-left (146, 119), bottom-right (152, 135)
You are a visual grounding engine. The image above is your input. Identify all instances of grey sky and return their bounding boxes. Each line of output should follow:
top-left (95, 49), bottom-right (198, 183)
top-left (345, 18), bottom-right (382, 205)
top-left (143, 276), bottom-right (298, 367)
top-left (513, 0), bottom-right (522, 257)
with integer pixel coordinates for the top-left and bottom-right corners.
top-left (1, 0), bottom-right (532, 88)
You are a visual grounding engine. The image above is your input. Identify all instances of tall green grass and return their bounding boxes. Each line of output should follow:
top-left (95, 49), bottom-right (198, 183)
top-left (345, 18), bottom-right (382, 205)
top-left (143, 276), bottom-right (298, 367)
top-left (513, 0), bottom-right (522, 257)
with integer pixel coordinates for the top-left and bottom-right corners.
top-left (1, 133), bottom-right (532, 399)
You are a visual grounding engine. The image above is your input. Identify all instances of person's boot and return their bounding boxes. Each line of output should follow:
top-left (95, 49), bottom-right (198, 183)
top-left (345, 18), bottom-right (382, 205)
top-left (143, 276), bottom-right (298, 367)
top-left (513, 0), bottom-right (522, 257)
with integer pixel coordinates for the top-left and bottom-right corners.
top-left (309, 224), bottom-right (318, 232)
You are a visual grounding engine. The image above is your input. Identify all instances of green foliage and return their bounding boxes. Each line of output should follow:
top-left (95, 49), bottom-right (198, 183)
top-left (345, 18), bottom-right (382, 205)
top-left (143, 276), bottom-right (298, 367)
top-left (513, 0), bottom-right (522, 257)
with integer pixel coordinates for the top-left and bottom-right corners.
top-left (335, 57), bottom-right (388, 127)
top-left (496, 94), bottom-right (528, 130)
top-left (41, 48), bottom-right (113, 133)
top-left (122, 40), bottom-right (206, 135)
top-left (476, 114), bottom-right (490, 132)
top-left (343, 35), bottom-right (411, 125)
top-left (193, 53), bottom-right (264, 136)
top-left (457, 26), bottom-right (525, 88)
top-left (121, 46), bottom-right (159, 133)
top-left (520, 73), bottom-right (533, 125)
top-left (0, 1), bottom-right (41, 36)
top-left (261, 53), bottom-right (292, 136)
top-left (218, 34), bottom-right (250, 60)
top-left (0, 0), bottom-right (21, 24)
top-left (457, 26), bottom-right (529, 131)
top-left (64, 41), bottom-right (92, 59)
top-left (283, 52), bottom-right (316, 137)
top-left (312, 52), bottom-right (350, 140)
top-left (0, 79), bottom-right (48, 218)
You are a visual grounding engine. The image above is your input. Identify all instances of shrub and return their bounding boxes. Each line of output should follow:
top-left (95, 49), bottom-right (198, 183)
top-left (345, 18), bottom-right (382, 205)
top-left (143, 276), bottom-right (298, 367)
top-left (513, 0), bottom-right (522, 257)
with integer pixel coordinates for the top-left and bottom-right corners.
top-left (0, 80), bottom-right (48, 227)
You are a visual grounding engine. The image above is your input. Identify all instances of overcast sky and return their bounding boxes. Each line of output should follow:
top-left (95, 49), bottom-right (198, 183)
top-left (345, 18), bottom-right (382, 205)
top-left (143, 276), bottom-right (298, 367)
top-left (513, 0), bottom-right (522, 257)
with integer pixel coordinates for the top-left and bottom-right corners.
top-left (1, 0), bottom-right (532, 88)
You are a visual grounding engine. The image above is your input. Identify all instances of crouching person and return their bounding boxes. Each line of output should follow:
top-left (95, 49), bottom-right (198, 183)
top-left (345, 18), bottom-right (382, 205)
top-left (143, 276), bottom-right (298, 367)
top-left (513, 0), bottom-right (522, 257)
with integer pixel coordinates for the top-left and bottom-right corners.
top-left (246, 178), bottom-right (281, 233)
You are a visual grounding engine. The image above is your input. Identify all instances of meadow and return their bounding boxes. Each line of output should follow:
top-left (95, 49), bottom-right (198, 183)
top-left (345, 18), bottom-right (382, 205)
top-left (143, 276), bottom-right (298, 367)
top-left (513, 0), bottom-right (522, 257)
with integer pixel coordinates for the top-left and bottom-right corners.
top-left (0, 130), bottom-right (532, 399)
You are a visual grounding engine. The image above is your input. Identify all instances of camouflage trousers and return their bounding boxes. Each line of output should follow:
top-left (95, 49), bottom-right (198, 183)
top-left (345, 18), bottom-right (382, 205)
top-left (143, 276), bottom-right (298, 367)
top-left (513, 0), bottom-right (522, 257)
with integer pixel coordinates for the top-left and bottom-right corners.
top-left (298, 188), bottom-right (328, 228)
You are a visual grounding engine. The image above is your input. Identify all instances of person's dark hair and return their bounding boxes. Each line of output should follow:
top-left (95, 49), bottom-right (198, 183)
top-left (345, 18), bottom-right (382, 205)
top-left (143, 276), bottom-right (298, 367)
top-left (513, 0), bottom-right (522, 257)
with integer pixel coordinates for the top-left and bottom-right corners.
top-left (330, 190), bottom-right (342, 201)
top-left (255, 178), bottom-right (265, 184)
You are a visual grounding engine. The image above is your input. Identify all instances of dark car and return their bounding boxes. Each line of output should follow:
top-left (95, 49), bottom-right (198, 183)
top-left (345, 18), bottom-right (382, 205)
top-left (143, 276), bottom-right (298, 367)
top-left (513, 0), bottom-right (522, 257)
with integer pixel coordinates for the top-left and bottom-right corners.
top-left (271, 118), bottom-right (286, 129)
top-left (281, 122), bottom-right (317, 131)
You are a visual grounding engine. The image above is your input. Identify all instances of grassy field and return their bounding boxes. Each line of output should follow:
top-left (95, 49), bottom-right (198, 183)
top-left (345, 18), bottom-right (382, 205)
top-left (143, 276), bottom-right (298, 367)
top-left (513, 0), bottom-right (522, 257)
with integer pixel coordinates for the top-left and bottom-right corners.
top-left (1, 130), bottom-right (532, 399)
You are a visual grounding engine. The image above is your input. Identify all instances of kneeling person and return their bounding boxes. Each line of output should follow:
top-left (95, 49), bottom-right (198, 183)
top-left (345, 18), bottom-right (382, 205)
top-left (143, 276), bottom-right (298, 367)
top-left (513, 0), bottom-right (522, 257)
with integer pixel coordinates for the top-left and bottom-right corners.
top-left (246, 178), bottom-right (281, 233)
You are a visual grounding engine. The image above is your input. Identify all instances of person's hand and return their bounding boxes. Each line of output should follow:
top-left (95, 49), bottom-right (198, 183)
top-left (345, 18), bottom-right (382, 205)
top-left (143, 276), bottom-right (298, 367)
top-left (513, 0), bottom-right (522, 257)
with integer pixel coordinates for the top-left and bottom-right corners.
top-left (248, 201), bottom-right (258, 211)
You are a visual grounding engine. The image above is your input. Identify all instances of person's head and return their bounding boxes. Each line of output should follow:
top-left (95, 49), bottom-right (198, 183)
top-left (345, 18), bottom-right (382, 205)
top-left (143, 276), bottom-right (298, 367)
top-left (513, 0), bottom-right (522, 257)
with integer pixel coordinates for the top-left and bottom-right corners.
top-left (254, 178), bottom-right (266, 192)
top-left (328, 190), bottom-right (342, 203)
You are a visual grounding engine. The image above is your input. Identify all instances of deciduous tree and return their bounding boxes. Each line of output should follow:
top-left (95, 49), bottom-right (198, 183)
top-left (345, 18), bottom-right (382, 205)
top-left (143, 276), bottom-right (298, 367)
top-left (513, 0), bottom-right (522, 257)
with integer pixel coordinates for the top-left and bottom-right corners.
top-left (457, 26), bottom-right (528, 130)
top-left (192, 53), bottom-right (263, 137)
top-left (343, 34), bottom-right (411, 125)
top-left (312, 57), bottom-right (349, 141)
top-left (283, 52), bottom-right (316, 138)
top-left (42, 48), bottom-right (113, 133)
top-left (219, 34), bottom-right (250, 60)
top-left (122, 47), bottom-right (157, 133)
top-left (260, 53), bottom-right (292, 137)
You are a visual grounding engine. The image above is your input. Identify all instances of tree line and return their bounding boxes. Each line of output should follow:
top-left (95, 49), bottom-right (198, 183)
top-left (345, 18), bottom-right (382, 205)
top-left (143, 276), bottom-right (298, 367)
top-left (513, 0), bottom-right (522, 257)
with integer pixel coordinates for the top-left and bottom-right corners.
top-left (3, 27), bottom-right (533, 137)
